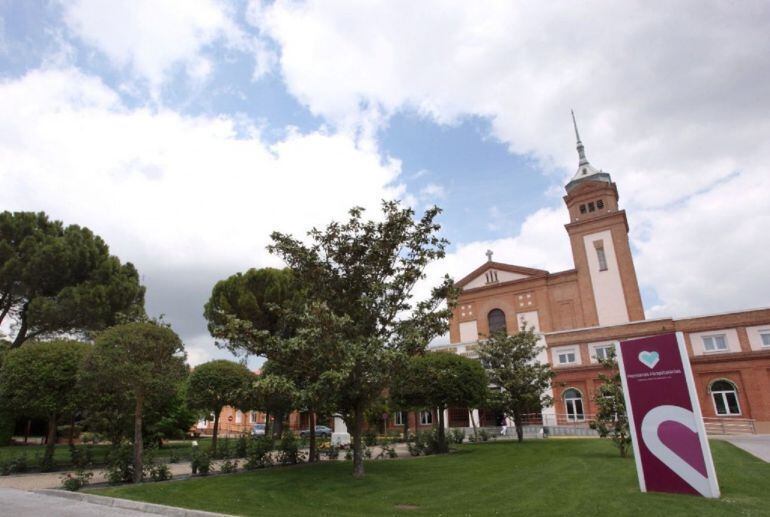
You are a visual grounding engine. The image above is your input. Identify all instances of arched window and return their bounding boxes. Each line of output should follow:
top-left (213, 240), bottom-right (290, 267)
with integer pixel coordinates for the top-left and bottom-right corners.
top-left (563, 388), bottom-right (584, 422)
top-left (487, 309), bottom-right (507, 335)
top-left (710, 380), bottom-right (741, 415)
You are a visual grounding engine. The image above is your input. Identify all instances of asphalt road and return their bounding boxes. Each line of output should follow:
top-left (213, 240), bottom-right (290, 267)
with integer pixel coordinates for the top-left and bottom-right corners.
top-left (0, 488), bottom-right (150, 516)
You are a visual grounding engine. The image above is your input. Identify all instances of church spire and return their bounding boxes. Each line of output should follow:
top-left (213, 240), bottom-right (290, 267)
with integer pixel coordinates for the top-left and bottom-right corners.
top-left (572, 109), bottom-right (589, 166)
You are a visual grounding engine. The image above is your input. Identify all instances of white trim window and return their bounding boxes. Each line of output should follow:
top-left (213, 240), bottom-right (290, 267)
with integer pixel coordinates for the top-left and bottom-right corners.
top-left (593, 344), bottom-right (615, 362)
top-left (702, 334), bottom-right (728, 352)
top-left (419, 411), bottom-right (433, 425)
top-left (710, 380), bottom-right (741, 416)
top-left (760, 331), bottom-right (770, 347)
top-left (563, 388), bottom-right (585, 422)
top-left (556, 349), bottom-right (577, 365)
top-left (394, 411), bottom-right (405, 426)
top-left (235, 411), bottom-right (243, 424)
top-left (250, 412), bottom-right (258, 423)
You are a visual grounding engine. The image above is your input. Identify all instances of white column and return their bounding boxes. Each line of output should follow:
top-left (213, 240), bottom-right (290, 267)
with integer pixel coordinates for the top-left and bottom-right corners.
top-left (443, 409), bottom-right (450, 429)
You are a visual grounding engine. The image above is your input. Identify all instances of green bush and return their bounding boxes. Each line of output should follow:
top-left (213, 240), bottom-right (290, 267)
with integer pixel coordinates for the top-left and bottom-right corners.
top-left (168, 449), bottom-right (180, 464)
top-left (60, 469), bottom-right (93, 491)
top-left (0, 410), bottom-right (13, 446)
top-left (69, 444), bottom-right (94, 468)
top-left (191, 449), bottom-right (211, 476)
top-left (79, 432), bottom-right (101, 445)
top-left (147, 463), bottom-right (172, 482)
top-left (235, 435), bottom-right (248, 458)
top-left (220, 459), bottom-right (239, 474)
top-left (408, 430), bottom-right (448, 456)
top-left (449, 429), bottom-right (465, 444)
top-left (11, 453), bottom-right (30, 473)
top-left (106, 444), bottom-right (135, 484)
top-left (244, 437), bottom-right (273, 470)
top-left (0, 459), bottom-right (12, 475)
top-left (479, 429), bottom-right (491, 442)
top-left (214, 437), bottom-right (232, 459)
top-left (363, 429), bottom-right (378, 446)
top-left (277, 431), bottom-right (304, 465)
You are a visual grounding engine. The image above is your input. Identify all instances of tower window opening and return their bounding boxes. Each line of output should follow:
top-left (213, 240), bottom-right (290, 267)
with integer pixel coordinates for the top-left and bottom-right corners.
top-left (594, 241), bottom-right (608, 271)
top-left (579, 204), bottom-right (587, 214)
top-left (597, 199), bottom-right (605, 209)
top-left (588, 202), bottom-right (595, 212)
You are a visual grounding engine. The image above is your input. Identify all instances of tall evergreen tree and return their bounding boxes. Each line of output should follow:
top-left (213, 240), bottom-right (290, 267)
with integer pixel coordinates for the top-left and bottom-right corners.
top-left (0, 211), bottom-right (145, 346)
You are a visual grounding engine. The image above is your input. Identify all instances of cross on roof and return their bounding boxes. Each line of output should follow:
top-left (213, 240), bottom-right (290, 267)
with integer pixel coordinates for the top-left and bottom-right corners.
top-left (486, 249), bottom-right (493, 262)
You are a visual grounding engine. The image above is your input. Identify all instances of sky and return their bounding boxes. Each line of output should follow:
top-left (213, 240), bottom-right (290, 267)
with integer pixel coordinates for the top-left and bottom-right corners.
top-left (1, 1), bottom-right (769, 366)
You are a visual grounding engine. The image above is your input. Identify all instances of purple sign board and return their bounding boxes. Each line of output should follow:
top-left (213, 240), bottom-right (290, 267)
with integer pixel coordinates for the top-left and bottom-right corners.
top-left (617, 332), bottom-right (720, 498)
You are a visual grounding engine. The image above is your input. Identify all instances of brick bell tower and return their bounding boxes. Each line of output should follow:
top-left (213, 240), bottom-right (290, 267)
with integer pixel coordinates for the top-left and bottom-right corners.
top-left (563, 112), bottom-right (645, 327)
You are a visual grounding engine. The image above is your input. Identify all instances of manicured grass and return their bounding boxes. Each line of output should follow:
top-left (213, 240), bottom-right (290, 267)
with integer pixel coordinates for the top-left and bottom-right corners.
top-left (91, 439), bottom-right (770, 516)
top-left (0, 438), bottom-right (212, 470)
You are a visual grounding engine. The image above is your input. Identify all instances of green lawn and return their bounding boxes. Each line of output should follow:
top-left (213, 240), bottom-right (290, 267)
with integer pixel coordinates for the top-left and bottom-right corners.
top-left (0, 438), bottom-right (212, 470)
top-left (91, 439), bottom-right (770, 516)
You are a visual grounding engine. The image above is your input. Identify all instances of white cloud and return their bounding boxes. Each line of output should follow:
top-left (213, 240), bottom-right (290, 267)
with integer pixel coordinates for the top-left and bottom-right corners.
top-left (0, 67), bottom-right (403, 354)
top-left (61, 0), bottom-right (260, 92)
top-left (253, 0), bottom-right (770, 318)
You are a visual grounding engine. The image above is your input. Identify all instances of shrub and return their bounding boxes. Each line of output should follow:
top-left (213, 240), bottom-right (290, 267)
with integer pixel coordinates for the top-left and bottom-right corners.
top-left (277, 431), bottom-right (304, 465)
top-left (106, 444), bottom-right (135, 484)
top-left (220, 459), bottom-right (239, 474)
top-left (323, 445), bottom-right (340, 460)
top-left (215, 438), bottom-right (232, 459)
top-left (0, 460), bottom-right (11, 475)
top-left (168, 449), bottom-right (180, 464)
top-left (145, 462), bottom-right (172, 482)
top-left (235, 435), bottom-right (248, 458)
top-left (11, 453), bottom-right (29, 473)
top-left (408, 430), bottom-right (449, 456)
top-left (79, 432), bottom-right (101, 445)
top-left (60, 469), bottom-right (93, 491)
top-left (244, 437), bottom-right (273, 470)
top-left (69, 444), bottom-right (94, 469)
top-left (191, 449), bottom-right (211, 476)
top-left (363, 429), bottom-right (378, 447)
top-left (37, 452), bottom-right (55, 472)
top-left (449, 429), bottom-right (465, 444)
top-left (344, 448), bottom-right (353, 461)
top-left (479, 429), bottom-right (491, 442)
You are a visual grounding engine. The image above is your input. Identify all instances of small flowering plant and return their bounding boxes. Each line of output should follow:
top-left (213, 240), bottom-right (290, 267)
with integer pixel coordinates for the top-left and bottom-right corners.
top-left (60, 469), bottom-right (94, 491)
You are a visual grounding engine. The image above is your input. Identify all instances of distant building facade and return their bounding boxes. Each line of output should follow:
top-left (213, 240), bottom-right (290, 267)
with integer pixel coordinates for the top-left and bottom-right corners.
top-left (433, 117), bottom-right (770, 434)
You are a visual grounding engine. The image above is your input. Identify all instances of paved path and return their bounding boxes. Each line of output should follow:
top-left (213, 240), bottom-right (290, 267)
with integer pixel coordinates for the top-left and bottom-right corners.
top-left (720, 434), bottom-right (770, 462)
top-left (0, 488), bottom-right (150, 516)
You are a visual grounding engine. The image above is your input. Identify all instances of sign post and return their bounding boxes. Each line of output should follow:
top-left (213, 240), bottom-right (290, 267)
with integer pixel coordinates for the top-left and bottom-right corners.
top-left (617, 331), bottom-right (720, 498)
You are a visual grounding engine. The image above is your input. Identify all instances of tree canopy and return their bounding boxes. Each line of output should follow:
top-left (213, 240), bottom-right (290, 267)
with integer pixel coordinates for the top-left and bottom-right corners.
top-left (187, 359), bottom-right (255, 454)
top-left (477, 328), bottom-right (554, 442)
top-left (0, 211), bottom-right (146, 346)
top-left (0, 339), bottom-right (91, 466)
top-left (391, 351), bottom-right (488, 451)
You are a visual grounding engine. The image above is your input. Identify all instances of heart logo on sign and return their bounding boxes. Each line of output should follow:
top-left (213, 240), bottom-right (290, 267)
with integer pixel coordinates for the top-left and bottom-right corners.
top-left (641, 405), bottom-right (713, 497)
top-left (638, 350), bottom-right (660, 369)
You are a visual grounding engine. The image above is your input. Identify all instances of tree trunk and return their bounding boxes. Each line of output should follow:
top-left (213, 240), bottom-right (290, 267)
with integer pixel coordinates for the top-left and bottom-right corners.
top-left (437, 407), bottom-right (447, 453)
top-left (212, 410), bottom-right (221, 457)
top-left (133, 395), bottom-right (144, 483)
top-left (352, 404), bottom-right (365, 478)
top-left (11, 301), bottom-right (30, 347)
top-left (514, 412), bottom-right (524, 443)
top-left (24, 419), bottom-right (31, 444)
top-left (308, 411), bottom-right (317, 463)
top-left (469, 409), bottom-right (478, 442)
top-left (68, 414), bottom-right (76, 446)
top-left (273, 410), bottom-right (284, 440)
top-left (44, 414), bottom-right (57, 467)
top-left (402, 412), bottom-right (409, 442)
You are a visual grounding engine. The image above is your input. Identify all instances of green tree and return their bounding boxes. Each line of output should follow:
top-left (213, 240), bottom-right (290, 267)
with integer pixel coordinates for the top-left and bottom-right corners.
top-left (590, 350), bottom-right (631, 457)
top-left (249, 367), bottom-right (298, 438)
top-left (0, 211), bottom-right (145, 347)
top-left (266, 202), bottom-right (455, 478)
top-left (80, 322), bottom-right (186, 482)
top-left (477, 328), bottom-right (554, 442)
top-left (204, 267), bottom-right (304, 436)
top-left (391, 352), bottom-right (488, 452)
top-left (187, 359), bottom-right (255, 456)
top-left (0, 340), bottom-right (90, 467)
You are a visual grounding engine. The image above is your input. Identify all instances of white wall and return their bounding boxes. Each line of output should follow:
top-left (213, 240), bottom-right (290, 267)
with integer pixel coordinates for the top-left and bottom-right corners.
top-left (463, 269), bottom-right (529, 290)
top-left (583, 230), bottom-right (629, 326)
top-left (459, 320), bottom-right (479, 343)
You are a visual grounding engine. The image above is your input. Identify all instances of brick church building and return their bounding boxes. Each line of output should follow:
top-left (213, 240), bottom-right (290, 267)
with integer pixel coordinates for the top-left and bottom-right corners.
top-left (434, 115), bottom-right (770, 435)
